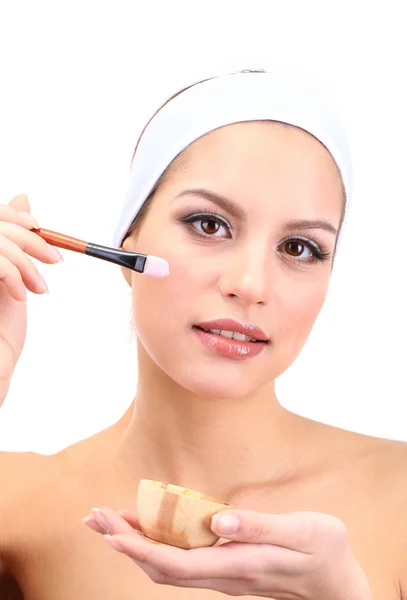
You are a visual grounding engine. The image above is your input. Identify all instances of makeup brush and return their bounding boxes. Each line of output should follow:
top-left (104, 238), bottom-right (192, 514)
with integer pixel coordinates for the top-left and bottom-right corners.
top-left (31, 228), bottom-right (170, 277)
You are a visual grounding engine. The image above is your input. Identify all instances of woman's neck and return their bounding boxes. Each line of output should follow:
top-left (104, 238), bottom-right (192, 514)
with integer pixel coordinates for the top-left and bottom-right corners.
top-left (114, 355), bottom-right (321, 502)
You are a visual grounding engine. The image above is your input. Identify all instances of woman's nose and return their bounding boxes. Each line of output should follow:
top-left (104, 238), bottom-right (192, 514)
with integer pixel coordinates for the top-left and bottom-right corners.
top-left (218, 245), bottom-right (272, 306)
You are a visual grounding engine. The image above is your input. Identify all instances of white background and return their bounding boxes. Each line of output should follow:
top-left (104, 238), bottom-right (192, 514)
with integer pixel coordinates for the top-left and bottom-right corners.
top-left (0, 1), bottom-right (406, 453)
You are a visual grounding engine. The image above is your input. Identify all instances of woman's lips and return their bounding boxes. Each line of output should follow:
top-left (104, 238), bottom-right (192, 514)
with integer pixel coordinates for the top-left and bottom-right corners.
top-left (193, 326), bottom-right (268, 360)
top-left (195, 319), bottom-right (268, 342)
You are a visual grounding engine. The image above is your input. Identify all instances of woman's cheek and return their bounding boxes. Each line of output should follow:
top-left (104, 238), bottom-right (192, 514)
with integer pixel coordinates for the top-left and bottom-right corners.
top-left (131, 267), bottom-right (194, 344)
top-left (279, 287), bottom-right (327, 345)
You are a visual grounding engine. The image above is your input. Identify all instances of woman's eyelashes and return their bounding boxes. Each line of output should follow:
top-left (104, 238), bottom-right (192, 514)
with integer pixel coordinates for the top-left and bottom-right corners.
top-left (177, 211), bottom-right (232, 239)
top-left (175, 210), bottom-right (332, 264)
top-left (281, 235), bottom-right (332, 264)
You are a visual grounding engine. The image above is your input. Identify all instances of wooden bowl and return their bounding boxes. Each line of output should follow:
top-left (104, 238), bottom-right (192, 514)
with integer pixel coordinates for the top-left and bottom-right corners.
top-left (136, 479), bottom-right (232, 549)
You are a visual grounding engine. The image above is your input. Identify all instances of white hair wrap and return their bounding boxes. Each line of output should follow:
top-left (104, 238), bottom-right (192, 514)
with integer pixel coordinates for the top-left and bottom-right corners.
top-left (112, 71), bottom-right (352, 249)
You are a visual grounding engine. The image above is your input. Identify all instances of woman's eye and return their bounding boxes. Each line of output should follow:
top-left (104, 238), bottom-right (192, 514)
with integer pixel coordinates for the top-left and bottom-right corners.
top-left (284, 240), bottom-right (313, 259)
top-left (192, 218), bottom-right (229, 237)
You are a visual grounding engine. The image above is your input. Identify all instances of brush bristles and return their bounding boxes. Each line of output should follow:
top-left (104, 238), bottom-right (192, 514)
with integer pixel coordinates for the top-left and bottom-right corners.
top-left (143, 255), bottom-right (170, 278)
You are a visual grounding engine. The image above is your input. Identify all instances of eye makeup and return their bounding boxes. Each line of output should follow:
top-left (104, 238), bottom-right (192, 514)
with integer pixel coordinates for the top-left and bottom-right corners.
top-left (176, 210), bottom-right (232, 238)
top-left (280, 234), bottom-right (332, 263)
top-left (175, 208), bottom-right (333, 264)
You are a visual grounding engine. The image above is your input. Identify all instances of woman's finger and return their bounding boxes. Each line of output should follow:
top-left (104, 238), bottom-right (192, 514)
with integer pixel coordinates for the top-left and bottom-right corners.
top-left (104, 533), bottom-right (298, 581)
top-left (116, 509), bottom-right (141, 530)
top-left (211, 509), bottom-right (347, 553)
top-left (82, 516), bottom-right (105, 534)
top-left (131, 559), bottom-right (235, 594)
top-left (90, 507), bottom-right (138, 536)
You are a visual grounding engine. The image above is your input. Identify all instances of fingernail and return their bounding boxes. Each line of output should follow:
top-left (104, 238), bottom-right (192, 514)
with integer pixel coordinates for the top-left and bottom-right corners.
top-left (82, 516), bottom-right (104, 533)
top-left (91, 507), bottom-right (110, 533)
top-left (212, 514), bottom-right (240, 534)
top-left (18, 211), bottom-right (39, 228)
top-left (37, 274), bottom-right (49, 293)
top-left (48, 245), bottom-right (64, 261)
top-left (104, 535), bottom-right (125, 552)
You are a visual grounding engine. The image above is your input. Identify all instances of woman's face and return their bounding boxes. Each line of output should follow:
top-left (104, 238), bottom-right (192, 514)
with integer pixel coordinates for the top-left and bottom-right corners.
top-left (122, 122), bottom-right (344, 398)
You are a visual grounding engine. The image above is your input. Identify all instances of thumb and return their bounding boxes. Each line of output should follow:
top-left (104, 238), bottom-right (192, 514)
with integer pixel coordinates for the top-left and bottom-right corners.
top-left (9, 193), bottom-right (31, 213)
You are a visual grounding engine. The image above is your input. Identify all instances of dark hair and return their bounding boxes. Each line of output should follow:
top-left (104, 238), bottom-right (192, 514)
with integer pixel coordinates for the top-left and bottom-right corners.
top-left (121, 69), bottom-right (346, 247)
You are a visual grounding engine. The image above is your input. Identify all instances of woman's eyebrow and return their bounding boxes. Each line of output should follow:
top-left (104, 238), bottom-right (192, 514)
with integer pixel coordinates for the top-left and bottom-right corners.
top-left (282, 219), bottom-right (338, 236)
top-left (173, 188), bottom-right (245, 219)
top-left (173, 188), bottom-right (337, 235)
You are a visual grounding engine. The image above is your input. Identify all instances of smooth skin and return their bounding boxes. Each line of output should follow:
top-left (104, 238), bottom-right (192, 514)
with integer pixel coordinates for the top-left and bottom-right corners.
top-left (84, 506), bottom-right (373, 598)
top-left (0, 123), bottom-right (406, 599)
top-left (0, 195), bottom-right (63, 403)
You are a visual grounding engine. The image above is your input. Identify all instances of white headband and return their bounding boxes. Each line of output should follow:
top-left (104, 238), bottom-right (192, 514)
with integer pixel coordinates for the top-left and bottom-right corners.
top-left (112, 71), bottom-right (352, 249)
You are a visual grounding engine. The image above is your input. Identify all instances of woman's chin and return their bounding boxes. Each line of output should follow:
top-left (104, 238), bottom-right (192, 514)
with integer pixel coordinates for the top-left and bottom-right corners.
top-left (175, 367), bottom-right (270, 401)
top-left (140, 343), bottom-right (279, 400)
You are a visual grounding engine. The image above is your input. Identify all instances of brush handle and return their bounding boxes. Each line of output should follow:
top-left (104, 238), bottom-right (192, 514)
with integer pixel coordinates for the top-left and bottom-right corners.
top-left (31, 228), bottom-right (88, 252)
top-left (86, 243), bottom-right (147, 273)
top-left (32, 228), bottom-right (149, 274)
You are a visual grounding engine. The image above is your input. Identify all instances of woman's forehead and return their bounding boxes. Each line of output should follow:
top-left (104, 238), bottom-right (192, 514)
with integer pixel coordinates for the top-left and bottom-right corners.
top-left (163, 123), bottom-right (343, 207)
top-left (179, 122), bottom-right (340, 179)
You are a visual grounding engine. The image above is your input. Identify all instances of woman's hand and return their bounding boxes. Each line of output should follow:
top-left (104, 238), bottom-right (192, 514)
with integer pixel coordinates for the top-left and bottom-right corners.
top-left (0, 195), bottom-right (63, 405)
top-left (83, 506), bottom-right (372, 599)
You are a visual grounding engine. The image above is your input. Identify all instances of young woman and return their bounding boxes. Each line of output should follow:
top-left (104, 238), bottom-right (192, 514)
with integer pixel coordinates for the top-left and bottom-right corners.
top-left (0, 70), bottom-right (405, 600)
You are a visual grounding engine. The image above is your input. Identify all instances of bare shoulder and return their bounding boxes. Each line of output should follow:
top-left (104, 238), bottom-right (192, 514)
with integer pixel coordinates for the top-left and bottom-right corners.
top-left (339, 428), bottom-right (407, 500)
top-left (361, 434), bottom-right (407, 496)
top-left (0, 449), bottom-right (53, 507)
top-left (350, 433), bottom-right (407, 599)
top-left (327, 428), bottom-right (407, 599)
top-left (0, 451), bottom-right (55, 576)
top-left (378, 438), bottom-right (407, 600)
top-left (0, 451), bottom-right (37, 538)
